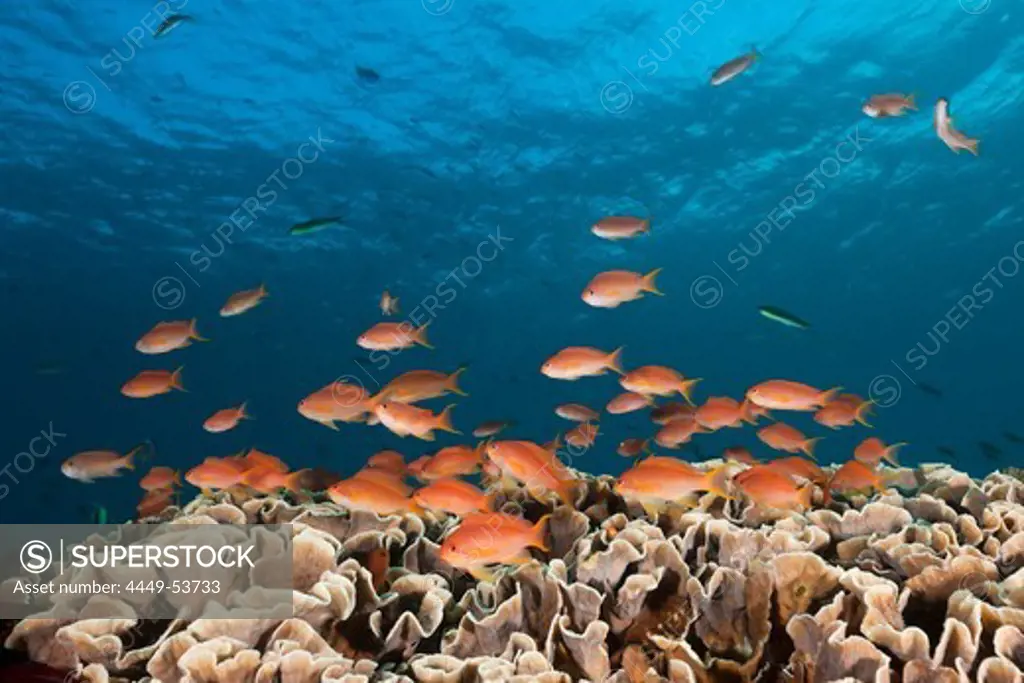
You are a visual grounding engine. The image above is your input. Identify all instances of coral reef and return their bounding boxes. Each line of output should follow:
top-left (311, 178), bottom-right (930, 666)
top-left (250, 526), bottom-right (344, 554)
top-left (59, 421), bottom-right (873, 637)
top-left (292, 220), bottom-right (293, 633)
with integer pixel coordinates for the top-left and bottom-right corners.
top-left (4, 463), bottom-right (1024, 683)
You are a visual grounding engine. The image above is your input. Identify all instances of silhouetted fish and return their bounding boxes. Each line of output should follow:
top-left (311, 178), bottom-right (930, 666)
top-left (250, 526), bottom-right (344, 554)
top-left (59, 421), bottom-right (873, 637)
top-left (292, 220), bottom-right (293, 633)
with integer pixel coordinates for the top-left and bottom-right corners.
top-left (1004, 431), bottom-right (1024, 444)
top-left (980, 442), bottom-right (1003, 461)
top-left (356, 66), bottom-right (380, 83)
top-left (289, 216), bottom-right (345, 236)
top-left (758, 305), bottom-right (810, 330)
top-left (916, 382), bottom-right (943, 398)
top-left (154, 14), bottom-right (193, 38)
top-left (34, 361), bottom-right (66, 376)
top-left (937, 446), bottom-right (956, 459)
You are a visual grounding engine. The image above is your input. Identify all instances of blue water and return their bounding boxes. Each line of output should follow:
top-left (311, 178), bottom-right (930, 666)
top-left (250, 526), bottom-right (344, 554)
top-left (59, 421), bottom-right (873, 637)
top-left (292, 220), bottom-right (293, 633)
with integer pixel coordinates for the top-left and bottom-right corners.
top-left (2, 0), bottom-right (1021, 524)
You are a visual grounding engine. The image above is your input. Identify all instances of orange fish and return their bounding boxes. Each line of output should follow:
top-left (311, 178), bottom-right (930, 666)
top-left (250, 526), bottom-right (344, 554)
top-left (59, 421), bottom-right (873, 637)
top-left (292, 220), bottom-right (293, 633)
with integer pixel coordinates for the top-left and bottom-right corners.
top-left (472, 420), bottom-right (512, 438)
top-left (242, 467), bottom-right (307, 494)
top-left (853, 437), bottom-right (906, 468)
top-left (694, 396), bottom-right (752, 430)
top-left (814, 394), bottom-right (873, 429)
top-left (121, 367), bottom-right (185, 398)
top-left (419, 443), bottom-right (485, 480)
top-left (606, 391), bottom-right (654, 415)
top-left (352, 467), bottom-right (412, 496)
top-left (541, 346), bottom-right (624, 380)
top-left (582, 268), bottom-right (664, 308)
top-left (297, 380), bottom-right (372, 430)
top-left (327, 478), bottom-right (423, 516)
top-left (139, 466), bottom-right (180, 491)
top-left (207, 454), bottom-right (250, 474)
top-left (555, 403), bottom-right (600, 422)
top-left (137, 488), bottom-right (176, 518)
top-left (654, 417), bottom-right (706, 449)
top-left (62, 445), bottom-right (144, 482)
top-left (621, 366), bottom-right (701, 405)
top-left (733, 466), bottom-right (813, 511)
top-left (863, 93), bottom-right (916, 118)
top-left (439, 512), bottom-right (550, 581)
top-left (565, 422), bottom-right (599, 450)
top-left (762, 455), bottom-right (827, 485)
top-left (357, 322), bottom-right (433, 351)
top-left (413, 478), bottom-right (493, 516)
top-left (485, 440), bottom-right (577, 506)
top-left (238, 448), bottom-right (289, 473)
top-left (746, 380), bottom-right (840, 412)
top-left (934, 98), bottom-right (979, 156)
top-left (203, 402), bottom-right (251, 433)
top-left (378, 368), bottom-right (467, 403)
top-left (827, 459), bottom-right (892, 500)
top-left (366, 547), bottom-right (390, 591)
top-left (135, 319), bottom-right (208, 354)
top-left (617, 438), bottom-right (651, 458)
top-left (710, 48), bottom-right (759, 86)
top-left (380, 290), bottom-right (400, 316)
top-left (723, 446), bottom-right (759, 466)
top-left (220, 284), bottom-right (268, 317)
top-left (756, 423), bottom-right (820, 459)
top-left (615, 457), bottom-right (731, 515)
top-left (591, 216), bottom-right (651, 241)
top-left (407, 455), bottom-right (432, 479)
top-left (650, 402), bottom-right (696, 425)
top-left (373, 401), bottom-right (459, 441)
top-left (367, 449), bottom-right (406, 474)
top-left (185, 459), bottom-right (249, 491)
top-left (743, 399), bottom-right (772, 423)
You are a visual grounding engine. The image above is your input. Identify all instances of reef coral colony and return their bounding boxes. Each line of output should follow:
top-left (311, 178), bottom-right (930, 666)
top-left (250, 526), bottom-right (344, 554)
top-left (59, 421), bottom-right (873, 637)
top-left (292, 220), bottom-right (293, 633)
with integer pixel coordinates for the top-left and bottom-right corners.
top-left (2, 45), bottom-right (1009, 683)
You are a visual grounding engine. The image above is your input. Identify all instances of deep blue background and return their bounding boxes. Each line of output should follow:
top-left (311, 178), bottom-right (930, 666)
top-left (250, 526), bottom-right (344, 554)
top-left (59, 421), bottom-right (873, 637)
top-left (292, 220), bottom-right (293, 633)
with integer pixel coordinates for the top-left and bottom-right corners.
top-left (2, 0), bottom-right (1021, 524)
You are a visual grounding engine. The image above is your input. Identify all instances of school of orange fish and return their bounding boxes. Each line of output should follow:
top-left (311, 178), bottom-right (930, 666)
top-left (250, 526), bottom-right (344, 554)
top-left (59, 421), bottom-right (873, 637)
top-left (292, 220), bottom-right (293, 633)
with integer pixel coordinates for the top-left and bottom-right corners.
top-left (58, 52), bottom-right (979, 583)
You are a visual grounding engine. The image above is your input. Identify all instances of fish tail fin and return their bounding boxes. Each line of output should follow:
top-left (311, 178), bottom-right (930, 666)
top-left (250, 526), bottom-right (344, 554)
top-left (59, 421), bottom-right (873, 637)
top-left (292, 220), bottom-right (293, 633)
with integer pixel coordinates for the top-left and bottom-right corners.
top-left (283, 469), bottom-right (309, 493)
top-left (259, 283), bottom-right (269, 298)
top-left (820, 386), bottom-right (843, 405)
top-left (171, 366), bottom-right (186, 392)
top-left (886, 442), bottom-right (908, 467)
top-left (240, 401), bottom-right (253, 420)
top-left (797, 483), bottom-right (814, 510)
top-left (173, 470), bottom-right (182, 487)
top-left (189, 318), bottom-right (210, 342)
top-left (607, 346), bottom-right (625, 375)
top-left (641, 217), bottom-right (652, 234)
top-left (555, 479), bottom-right (578, 508)
top-left (706, 465), bottom-right (734, 500)
top-left (822, 478), bottom-right (834, 506)
top-left (751, 44), bottom-right (762, 59)
top-left (532, 513), bottom-right (552, 552)
top-left (802, 437), bottom-right (822, 461)
top-left (414, 323), bottom-right (434, 350)
top-left (642, 267), bottom-right (664, 295)
top-left (967, 138), bottom-right (980, 156)
top-left (437, 404), bottom-right (461, 435)
top-left (548, 432), bottom-right (564, 454)
top-left (681, 378), bottom-right (702, 406)
top-left (447, 366), bottom-right (469, 396)
top-left (907, 93), bottom-right (918, 110)
top-left (126, 439), bottom-right (156, 466)
top-left (740, 399), bottom-right (760, 425)
top-left (855, 400), bottom-right (874, 427)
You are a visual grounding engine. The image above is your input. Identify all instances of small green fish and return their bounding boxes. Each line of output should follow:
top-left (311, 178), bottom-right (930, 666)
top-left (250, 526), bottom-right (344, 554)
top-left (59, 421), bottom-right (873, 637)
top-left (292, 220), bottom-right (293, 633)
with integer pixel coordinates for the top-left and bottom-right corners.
top-left (289, 216), bottom-right (345, 236)
top-left (758, 305), bottom-right (810, 330)
top-left (80, 504), bottom-right (109, 524)
top-left (154, 14), bottom-right (194, 38)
